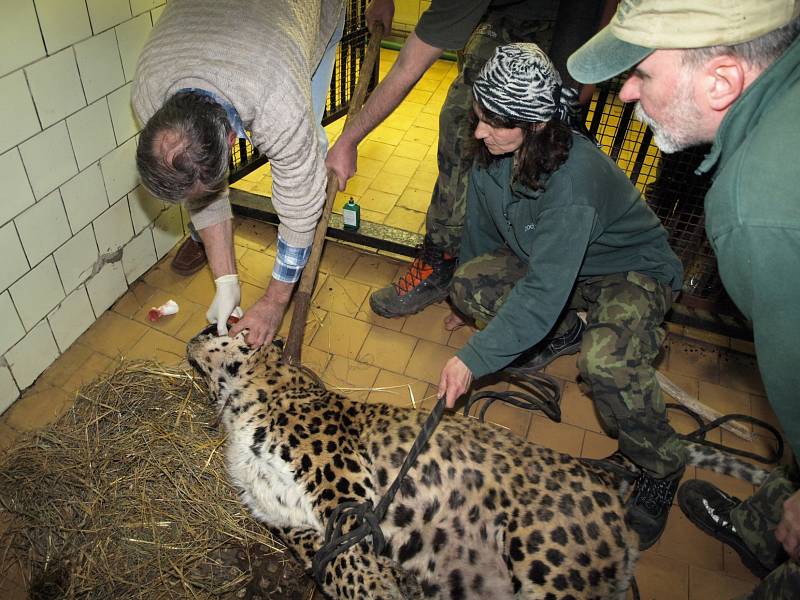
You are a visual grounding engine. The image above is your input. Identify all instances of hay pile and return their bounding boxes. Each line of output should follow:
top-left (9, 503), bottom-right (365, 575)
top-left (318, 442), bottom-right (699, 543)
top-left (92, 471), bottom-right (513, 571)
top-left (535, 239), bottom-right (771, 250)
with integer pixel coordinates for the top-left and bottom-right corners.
top-left (0, 361), bottom-right (313, 599)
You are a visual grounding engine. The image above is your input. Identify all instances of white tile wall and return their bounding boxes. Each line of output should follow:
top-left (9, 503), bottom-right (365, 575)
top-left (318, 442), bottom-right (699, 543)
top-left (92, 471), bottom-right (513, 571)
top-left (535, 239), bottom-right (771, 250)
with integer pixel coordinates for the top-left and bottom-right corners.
top-left (0, 222), bottom-right (30, 292)
top-left (19, 122), bottom-right (79, 199)
top-left (100, 137), bottom-right (139, 202)
top-left (0, 292), bottom-right (26, 356)
top-left (16, 189), bottom-right (72, 266)
top-left (122, 229), bottom-right (157, 282)
top-left (48, 286), bottom-right (96, 351)
top-left (153, 205), bottom-right (184, 259)
top-left (9, 256), bottom-right (65, 330)
top-left (116, 13), bottom-right (152, 82)
top-left (107, 83), bottom-right (139, 143)
top-left (94, 198), bottom-right (134, 253)
top-left (0, 149), bottom-right (36, 226)
top-left (0, 71), bottom-right (42, 154)
top-left (60, 165), bottom-right (109, 233)
top-left (1, 0), bottom-right (187, 411)
top-left (54, 225), bottom-right (99, 293)
top-left (75, 30), bottom-right (125, 104)
top-left (35, 0), bottom-right (92, 55)
top-left (86, 0), bottom-right (131, 34)
top-left (0, 366), bottom-right (20, 415)
top-left (0, 1), bottom-right (46, 77)
top-left (67, 99), bottom-right (117, 169)
top-left (25, 48), bottom-right (86, 128)
top-left (129, 185), bottom-right (163, 233)
top-left (131, 1), bottom-right (162, 17)
top-left (85, 260), bottom-right (127, 314)
top-left (5, 320), bottom-right (61, 389)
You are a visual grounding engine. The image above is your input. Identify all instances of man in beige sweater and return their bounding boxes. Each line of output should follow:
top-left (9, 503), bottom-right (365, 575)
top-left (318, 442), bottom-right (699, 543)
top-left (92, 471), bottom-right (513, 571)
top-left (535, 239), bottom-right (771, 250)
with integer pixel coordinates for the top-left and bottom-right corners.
top-left (132, 0), bottom-right (344, 346)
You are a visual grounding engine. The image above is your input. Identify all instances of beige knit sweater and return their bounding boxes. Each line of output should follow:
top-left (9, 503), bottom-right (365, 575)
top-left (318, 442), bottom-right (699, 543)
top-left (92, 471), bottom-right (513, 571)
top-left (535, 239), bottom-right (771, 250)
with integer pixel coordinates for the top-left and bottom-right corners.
top-left (132, 0), bottom-right (344, 247)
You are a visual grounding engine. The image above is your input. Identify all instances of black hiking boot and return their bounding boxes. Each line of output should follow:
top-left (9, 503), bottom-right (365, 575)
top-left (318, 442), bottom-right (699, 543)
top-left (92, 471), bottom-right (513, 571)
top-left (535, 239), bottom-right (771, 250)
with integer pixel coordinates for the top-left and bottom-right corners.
top-left (626, 470), bottom-right (682, 550)
top-left (512, 317), bottom-right (585, 372)
top-left (369, 237), bottom-right (457, 318)
top-left (678, 480), bottom-right (772, 578)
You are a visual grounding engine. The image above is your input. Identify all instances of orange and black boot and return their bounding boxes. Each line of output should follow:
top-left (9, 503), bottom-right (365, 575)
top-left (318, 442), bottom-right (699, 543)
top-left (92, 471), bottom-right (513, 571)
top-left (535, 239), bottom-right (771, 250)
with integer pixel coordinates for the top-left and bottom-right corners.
top-left (369, 236), bottom-right (457, 318)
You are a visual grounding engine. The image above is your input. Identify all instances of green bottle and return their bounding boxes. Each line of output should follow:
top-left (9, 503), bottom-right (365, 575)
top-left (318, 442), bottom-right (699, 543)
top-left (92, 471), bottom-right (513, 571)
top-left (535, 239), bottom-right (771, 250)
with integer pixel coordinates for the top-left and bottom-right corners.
top-left (342, 197), bottom-right (361, 231)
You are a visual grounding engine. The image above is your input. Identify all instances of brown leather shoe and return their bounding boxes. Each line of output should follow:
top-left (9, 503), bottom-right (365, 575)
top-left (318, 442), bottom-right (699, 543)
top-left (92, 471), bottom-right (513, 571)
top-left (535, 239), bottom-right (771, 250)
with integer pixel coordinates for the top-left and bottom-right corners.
top-left (170, 237), bottom-right (207, 276)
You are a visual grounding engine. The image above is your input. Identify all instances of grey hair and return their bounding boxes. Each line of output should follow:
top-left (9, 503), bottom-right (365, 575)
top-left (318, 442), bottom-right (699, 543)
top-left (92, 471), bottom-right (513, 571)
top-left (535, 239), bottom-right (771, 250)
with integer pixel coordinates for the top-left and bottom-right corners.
top-left (682, 16), bottom-right (800, 71)
top-left (136, 91), bottom-right (233, 204)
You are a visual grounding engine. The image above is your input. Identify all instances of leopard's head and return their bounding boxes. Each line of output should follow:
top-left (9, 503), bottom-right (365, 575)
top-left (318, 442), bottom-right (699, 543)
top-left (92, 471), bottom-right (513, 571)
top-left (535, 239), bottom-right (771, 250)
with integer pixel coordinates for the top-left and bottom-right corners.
top-left (187, 323), bottom-right (284, 405)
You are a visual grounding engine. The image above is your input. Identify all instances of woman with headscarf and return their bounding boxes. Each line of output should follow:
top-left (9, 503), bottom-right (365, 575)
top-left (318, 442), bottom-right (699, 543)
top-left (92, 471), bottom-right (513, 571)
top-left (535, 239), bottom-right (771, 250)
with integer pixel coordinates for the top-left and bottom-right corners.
top-left (436, 43), bottom-right (685, 551)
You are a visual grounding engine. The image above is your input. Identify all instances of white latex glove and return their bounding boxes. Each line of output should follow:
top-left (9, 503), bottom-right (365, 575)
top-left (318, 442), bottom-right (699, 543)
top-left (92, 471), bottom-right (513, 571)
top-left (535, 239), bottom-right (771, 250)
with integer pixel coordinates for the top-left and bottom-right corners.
top-left (206, 274), bottom-right (243, 336)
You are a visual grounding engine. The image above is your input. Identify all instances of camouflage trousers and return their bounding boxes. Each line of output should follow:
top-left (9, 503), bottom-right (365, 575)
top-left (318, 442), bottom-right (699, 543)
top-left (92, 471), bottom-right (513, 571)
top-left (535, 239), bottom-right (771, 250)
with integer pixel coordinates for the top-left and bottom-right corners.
top-left (451, 249), bottom-right (687, 478)
top-left (426, 14), bottom-right (553, 254)
top-left (735, 463), bottom-right (800, 599)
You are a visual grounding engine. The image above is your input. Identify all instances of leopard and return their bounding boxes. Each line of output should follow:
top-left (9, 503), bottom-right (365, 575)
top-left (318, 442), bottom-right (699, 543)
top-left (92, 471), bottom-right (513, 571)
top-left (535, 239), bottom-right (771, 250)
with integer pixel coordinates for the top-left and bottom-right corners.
top-left (186, 326), bottom-right (770, 600)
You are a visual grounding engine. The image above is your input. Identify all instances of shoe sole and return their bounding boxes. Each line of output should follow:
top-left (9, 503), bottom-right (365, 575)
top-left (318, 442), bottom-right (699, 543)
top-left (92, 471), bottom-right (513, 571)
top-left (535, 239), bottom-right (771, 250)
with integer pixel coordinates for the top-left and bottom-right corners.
top-left (677, 489), bottom-right (770, 579)
top-left (368, 288), bottom-right (450, 319)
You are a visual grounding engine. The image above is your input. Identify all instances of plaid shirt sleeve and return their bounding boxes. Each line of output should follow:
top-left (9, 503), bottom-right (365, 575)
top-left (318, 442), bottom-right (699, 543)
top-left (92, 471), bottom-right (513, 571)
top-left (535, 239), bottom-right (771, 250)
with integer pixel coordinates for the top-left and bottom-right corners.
top-left (273, 235), bottom-right (312, 284)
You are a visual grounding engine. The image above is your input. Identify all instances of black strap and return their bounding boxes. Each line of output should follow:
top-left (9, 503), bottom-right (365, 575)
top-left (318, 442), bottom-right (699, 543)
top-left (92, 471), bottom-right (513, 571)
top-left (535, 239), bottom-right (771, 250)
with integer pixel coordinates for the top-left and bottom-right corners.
top-left (462, 367), bottom-right (562, 423)
top-left (311, 398), bottom-right (447, 587)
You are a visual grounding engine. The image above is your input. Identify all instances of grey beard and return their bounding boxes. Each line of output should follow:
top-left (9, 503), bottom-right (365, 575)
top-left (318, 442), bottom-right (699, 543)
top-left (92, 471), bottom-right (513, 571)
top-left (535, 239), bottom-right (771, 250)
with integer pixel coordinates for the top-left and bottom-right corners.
top-left (633, 102), bottom-right (687, 154)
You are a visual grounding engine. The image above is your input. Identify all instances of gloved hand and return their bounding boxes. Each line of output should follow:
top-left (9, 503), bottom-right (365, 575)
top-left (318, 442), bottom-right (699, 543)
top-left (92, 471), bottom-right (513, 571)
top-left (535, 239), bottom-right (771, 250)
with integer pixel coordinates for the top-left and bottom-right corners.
top-left (206, 274), bottom-right (243, 336)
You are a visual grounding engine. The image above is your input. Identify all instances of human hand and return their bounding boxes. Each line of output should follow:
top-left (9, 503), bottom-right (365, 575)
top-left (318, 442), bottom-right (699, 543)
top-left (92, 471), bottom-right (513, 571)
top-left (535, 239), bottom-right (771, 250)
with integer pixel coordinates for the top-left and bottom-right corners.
top-left (229, 279), bottom-right (293, 348)
top-left (206, 274), bottom-right (243, 335)
top-left (776, 489), bottom-right (800, 561)
top-left (366, 0), bottom-right (394, 35)
top-left (437, 356), bottom-right (473, 409)
top-left (325, 138), bottom-right (358, 191)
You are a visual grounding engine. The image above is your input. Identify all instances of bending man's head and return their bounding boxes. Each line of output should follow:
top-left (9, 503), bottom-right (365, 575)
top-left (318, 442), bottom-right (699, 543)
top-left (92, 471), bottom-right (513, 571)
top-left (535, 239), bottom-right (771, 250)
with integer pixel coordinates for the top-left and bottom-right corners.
top-left (567, 0), bottom-right (800, 153)
top-left (136, 91), bottom-right (234, 204)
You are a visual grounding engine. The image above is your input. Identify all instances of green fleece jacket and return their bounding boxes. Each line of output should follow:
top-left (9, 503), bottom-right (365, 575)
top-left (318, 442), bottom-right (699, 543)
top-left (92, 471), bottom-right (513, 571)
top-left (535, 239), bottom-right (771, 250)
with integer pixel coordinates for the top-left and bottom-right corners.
top-left (696, 36), bottom-right (800, 457)
top-left (457, 133), bottom-right (683, 378)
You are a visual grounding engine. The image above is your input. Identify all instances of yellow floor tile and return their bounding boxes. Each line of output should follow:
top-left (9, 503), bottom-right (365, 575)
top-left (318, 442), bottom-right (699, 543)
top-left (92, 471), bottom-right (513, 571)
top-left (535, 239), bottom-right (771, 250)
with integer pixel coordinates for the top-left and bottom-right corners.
top-left (346, 254), bottom-right (404, 287)
top-left (654, 506), bottom-right (724, 571)
top-left (61, 352), bottom-right (114, 394)
top-left (357, 325), bottom-right (417, 374)
top-left (234, 218), bottom-right (278, 251)
top-left (697, 380), bottom-right (751, 419)
top-left (322, 356), bottom-right (380, 402)
top-left (366, 126), bottom-right (406, 146)
top-left (413, 112), bottom-right (439, 130)
top-left (666, 338), bottom-right (720, 384)
top-left (359, 189), bottom-right (399, 214)
top-left (182, 269), bottom-right (216, 306)
top-left (39, 343), bottom-right (95, 388)
top-left (313, 275), bottom-right (371, 316)
top-left (393, 141), bottom-right (429, 160)
top-left (344, 174), bottom-right (373, 197)
top-left (382, 113), bottom-right (417, 131)
top-left (237, 249), bottom-right (275, 288)
top-left (79, 312), bottom-right (150, 358)
top-left (688, 564), bottom-right (756, 600)
top-left (397, 187), bottom-right (432, 212)
top-left (319, 243), bottom-right (361, 278)
top-left (404, 339), bottom-right (453, 385)
top-left (354, 156), bottom-right (385, 179)
top-left (366, 369), bottom-right (430, 410)
top-left (112, 280), bottom-right (160, 318)
top-left (528, 415), bottom-right (585, 457)
top-left (382, 156), bottom-right (421, 176)
top-left (2, 383), bottom-right (73, 433)
top-left (468, 395), bottom-right (532, 439)
top-left (368, 171), bottom-right (409, 196)
top-left (392, 101), bottom-right (425, 118)
top-left (580, 429), bottom-right (618, 459)
top-left (400, 303), bottom-right (450, 345)
top-left (355, 294), bottom-right (406, 332)
top-left (544, 353), bottom-right (581, 382)
top-left (310, 312), bottom-right (371, 360)
top-left (141, 263), bottom-right (193, 296)
top-left (126, 329), bottom-right (188, 365)
top-left (405, 89), bottom-right (432, 105)
top-left (359, 140), bottom-right (396, 161)
top-left (384, 206), bottom-right (426, 232)
top-left (298, 344), bottom-right (331, 375)
top-left (560, 381), bottom-right (605, 434)
top-left (717, 349), bottom-right (764, 395)
top-left (631, 551), bottom-right (689, 600)
top-left (446, 323), bottom-right (474, 349)
top-left (403, 126), bottom-right (437, 146)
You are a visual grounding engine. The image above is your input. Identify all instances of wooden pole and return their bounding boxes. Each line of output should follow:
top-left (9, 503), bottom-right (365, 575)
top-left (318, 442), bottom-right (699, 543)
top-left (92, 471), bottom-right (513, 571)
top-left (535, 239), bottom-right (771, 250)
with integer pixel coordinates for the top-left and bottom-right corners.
top-left (283, 23), bottom-right (384, 364)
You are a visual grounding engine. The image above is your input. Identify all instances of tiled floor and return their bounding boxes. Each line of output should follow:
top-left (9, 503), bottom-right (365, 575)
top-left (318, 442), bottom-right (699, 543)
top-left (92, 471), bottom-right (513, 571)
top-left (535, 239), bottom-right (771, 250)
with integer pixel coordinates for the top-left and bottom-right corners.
top-left (0, 216), bottom-right (782, 599)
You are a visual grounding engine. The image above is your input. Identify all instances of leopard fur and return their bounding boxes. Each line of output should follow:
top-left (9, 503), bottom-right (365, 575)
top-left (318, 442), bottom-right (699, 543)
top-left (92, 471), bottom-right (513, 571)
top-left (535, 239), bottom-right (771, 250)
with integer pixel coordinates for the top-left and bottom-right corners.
top-left (186, 329), bottom-right (769, 599)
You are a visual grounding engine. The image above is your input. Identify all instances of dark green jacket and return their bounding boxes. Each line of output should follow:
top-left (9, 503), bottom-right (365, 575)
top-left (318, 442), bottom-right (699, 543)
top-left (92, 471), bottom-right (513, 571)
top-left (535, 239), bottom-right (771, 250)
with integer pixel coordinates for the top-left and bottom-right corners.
top-left (457, 133), bottom-right (683, 378)
top-left (697, 36), bottom-right (800, 457)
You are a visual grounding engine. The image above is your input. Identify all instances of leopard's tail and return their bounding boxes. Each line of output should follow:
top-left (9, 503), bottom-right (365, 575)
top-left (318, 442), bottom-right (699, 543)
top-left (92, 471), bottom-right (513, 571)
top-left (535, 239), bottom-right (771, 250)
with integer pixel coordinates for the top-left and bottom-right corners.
top-left (685, 441), bottom-right (771, 486)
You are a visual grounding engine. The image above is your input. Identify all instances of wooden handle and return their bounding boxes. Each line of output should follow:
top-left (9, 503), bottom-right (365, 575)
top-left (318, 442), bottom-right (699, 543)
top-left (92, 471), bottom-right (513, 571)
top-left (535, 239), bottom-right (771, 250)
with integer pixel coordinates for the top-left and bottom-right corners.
top-left (283, 23), bottom-right (384, 365)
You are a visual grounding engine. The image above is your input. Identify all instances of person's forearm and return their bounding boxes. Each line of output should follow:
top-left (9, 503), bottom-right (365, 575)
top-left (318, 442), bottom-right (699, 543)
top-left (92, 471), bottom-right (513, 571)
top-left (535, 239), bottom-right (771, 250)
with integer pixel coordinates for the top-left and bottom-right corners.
top-left (337, 32), bottom-right (442, 146)
top-left (263, 277), bottom-right (294, 305)
top-left (196, 219), bottom-right (236, 278)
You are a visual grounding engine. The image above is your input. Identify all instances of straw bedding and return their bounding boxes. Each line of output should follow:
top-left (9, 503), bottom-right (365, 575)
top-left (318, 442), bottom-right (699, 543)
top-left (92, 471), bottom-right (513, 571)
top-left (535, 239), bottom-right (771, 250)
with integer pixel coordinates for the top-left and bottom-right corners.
top-left (0, 360), bottom-right (316, 599)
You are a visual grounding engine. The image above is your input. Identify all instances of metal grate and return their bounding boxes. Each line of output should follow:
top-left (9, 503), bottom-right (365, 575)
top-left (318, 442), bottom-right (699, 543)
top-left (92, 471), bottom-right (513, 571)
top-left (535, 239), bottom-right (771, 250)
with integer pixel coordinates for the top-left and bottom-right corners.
top-left (228, 0), bottom-right (374, 181)
top-left (586, 76), bottom-right (725, 306)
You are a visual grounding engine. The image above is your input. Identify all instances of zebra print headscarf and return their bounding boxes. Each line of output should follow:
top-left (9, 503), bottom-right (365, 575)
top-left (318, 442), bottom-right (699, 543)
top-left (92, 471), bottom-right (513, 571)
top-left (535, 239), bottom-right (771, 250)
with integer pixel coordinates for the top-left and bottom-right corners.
top-left (473, 43), bottom-right (581, 128)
